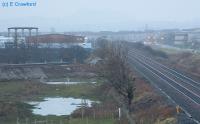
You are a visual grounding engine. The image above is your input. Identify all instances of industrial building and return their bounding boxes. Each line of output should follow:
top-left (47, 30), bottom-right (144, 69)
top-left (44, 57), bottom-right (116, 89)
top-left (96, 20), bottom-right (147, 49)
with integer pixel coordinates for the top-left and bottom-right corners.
top-left (174, 33), bottom-right (188, 45)
top-left (0, 34), bottom-right (92, 49)
top-left (26, 34), bottom-right (91, 49)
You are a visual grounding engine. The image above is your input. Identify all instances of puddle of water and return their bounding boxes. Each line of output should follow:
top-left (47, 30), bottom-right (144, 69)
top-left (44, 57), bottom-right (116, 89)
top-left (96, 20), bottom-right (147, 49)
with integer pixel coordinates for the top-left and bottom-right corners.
top-left (28, 97), bottom-right (94, 116)
top-left (45, 81), bottom-right (96, 85)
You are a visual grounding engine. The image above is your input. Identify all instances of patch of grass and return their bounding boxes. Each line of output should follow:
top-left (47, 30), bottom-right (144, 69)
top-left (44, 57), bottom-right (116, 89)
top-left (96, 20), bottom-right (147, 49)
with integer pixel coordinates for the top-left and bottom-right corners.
top-left (1, 116), bottom-right (116, 124)
top-left (0, 80), bottom-right (109, 123)
top-left (43, 83), bottom-right (100, 100)
top-left (158, 48), bottom-right (179, 54)
top-left (0, 78), bottom-right (116, 124)
top-left (155, 117), bottom-right (177, 124)
top-left (11, 116), bottom-right (116, 124)
top-left (47, 77), bottom-right (97, 82)
top-left (0, 102), bottom-right (34, 124)
top-left (0, 80), bottom-right (100, 101)
top-left (68, 118), bottom-right (116, 124)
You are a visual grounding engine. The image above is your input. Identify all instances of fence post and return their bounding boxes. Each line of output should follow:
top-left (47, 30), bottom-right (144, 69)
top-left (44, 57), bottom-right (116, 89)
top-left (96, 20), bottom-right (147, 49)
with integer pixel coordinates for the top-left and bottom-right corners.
top-left (16, 117), bottom-right (19, 124)
top-left (93, 109), bottom-right (96, 119)
top-left (86, 117), bottom-right (88, 124)
top-left (118, 108), bottom-right (121, 120)
top-left (81, 99), bottom-right (84, 120)
top-left (25, 118), bottom-right (28, 124)
top-left (111, 113), bottom-right (114, 120)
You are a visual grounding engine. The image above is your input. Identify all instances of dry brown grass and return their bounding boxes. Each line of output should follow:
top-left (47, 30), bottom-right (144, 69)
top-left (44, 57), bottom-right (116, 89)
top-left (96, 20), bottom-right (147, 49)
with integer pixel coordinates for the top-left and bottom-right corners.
top-left (131, 76), bottom-right (176, 124)
top-left (168, 52), bottom-right (200, 77)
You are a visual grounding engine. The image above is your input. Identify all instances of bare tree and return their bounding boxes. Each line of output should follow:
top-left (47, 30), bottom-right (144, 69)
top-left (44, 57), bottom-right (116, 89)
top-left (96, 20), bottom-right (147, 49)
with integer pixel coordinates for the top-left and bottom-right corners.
top-left (94, 37), bottom-right (110, 59)
top-left (98, 41), bottom-right (135, 112)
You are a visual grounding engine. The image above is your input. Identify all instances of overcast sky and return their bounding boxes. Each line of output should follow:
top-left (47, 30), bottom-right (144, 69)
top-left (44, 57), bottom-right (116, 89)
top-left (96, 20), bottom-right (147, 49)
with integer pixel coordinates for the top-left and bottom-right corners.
top-left (1, 0), bottom-right (200, 31)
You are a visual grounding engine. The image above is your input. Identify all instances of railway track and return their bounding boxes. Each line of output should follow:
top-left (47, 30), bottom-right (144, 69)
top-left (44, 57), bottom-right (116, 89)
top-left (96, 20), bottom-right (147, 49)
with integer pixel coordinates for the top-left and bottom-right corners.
top-left (128, 49), bottom-right (200, 123)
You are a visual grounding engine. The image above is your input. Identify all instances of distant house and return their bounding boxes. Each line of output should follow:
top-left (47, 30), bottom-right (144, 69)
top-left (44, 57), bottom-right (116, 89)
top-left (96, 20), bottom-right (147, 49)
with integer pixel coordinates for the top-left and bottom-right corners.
top-left (174, 33), bottom-right (188, 45)
top-left (188, 32), bottom-right (200, 43)
top-left (26, 34), bottom-right (92, 49)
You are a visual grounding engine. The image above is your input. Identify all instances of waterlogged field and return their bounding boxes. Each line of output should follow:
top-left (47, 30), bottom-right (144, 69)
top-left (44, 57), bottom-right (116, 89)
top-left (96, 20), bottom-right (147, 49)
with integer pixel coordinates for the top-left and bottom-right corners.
top-left (0, 79), bottom-right (116, 124)
top-left (28, 97), bottom-right (96, 116)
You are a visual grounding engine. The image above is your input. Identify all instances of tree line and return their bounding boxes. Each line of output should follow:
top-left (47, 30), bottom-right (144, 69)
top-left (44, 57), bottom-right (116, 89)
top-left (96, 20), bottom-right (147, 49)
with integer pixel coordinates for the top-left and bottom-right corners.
top-left (0, 46), bottom-right (90, 64)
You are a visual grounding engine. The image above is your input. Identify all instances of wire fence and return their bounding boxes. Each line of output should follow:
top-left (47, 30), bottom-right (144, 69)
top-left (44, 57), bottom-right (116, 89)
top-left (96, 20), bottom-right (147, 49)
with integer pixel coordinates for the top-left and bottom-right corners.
top-left (16, 117), bottom-right (117, 124)
top-left (15, 106), bottom-right (119, 124)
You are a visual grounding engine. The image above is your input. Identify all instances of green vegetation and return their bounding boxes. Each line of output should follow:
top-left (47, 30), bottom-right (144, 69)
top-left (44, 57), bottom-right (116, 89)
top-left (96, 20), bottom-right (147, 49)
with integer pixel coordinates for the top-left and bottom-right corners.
top-left (0, 79), bottom-right (116, 124)
top-left (15, 117), bottom-right (115, 124)
top-left (155, 117), bottom-right (177, 124)
top-left (43, 83), bottom-right (101, 100)
top-left (152, 47), bottom-right (181, 54)
top-left (65, 118), bottom-right (115, 124)
top-left (133, 42), bottom-right (168, 58)
top-left (0, 80), bottom-right (100, 101)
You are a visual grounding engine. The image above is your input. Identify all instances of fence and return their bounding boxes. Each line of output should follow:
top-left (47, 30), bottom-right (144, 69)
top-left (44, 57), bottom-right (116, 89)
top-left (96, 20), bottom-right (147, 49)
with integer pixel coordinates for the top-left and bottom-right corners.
top-left (16, 117), bottom-right (116, 124)
top-left (17, 119), bottom-right (67, 124)
top-left (16, 105), bottom-right (119, 124)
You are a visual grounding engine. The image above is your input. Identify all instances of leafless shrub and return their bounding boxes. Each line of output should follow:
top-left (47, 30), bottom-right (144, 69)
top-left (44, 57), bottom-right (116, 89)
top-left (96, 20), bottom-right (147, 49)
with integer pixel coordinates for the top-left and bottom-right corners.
top-left (96, 40), bottom-right (135, 112)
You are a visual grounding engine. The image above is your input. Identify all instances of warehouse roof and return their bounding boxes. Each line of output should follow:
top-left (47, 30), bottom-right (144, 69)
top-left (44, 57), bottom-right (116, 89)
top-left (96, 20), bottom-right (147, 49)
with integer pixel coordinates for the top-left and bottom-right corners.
top-left (26, 34), bottom-right (85, 43)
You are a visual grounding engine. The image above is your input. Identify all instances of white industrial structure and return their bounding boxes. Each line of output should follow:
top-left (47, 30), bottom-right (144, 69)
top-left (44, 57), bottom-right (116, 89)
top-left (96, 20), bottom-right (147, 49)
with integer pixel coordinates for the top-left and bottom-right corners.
top-left (0, 36), bottom-right (14, 48)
